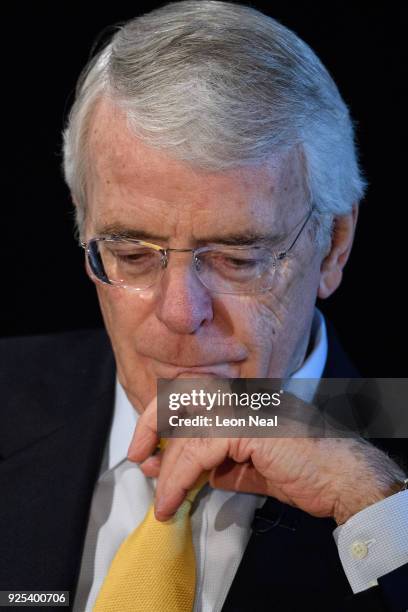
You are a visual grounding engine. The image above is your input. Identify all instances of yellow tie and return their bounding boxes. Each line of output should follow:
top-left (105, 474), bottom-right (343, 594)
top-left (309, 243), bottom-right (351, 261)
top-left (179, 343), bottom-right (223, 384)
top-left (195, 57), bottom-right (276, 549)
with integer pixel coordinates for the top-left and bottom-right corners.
top-left (93, 458), bottom-right (207, 612)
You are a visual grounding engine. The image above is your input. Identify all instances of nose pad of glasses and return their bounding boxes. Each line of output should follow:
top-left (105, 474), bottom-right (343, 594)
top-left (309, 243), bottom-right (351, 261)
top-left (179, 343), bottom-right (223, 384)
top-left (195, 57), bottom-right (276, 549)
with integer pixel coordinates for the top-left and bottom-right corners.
top-left (193, 254), bottom-right (202, 272)
top-left (160, 252), bottom-right (169, 268)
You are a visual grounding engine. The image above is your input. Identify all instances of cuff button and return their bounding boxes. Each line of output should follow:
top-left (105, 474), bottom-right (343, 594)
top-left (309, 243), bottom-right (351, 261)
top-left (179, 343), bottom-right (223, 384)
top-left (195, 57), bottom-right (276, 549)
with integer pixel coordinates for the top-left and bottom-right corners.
top-left (350, 541), bottom-right (368, 560)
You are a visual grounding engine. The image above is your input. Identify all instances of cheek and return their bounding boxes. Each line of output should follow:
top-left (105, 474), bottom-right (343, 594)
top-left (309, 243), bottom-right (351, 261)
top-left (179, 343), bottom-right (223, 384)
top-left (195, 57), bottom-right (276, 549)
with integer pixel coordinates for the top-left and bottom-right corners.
top-left (229, 267), bottom-right (301, 342)
top-left (221, 295), bottom-right (283, 355)
top-left (225, 256), bottom-right (320, 358)
top-left (95, 285), bottom-right (153, 343)
top-left (96, 285), bottom-right (159, 407)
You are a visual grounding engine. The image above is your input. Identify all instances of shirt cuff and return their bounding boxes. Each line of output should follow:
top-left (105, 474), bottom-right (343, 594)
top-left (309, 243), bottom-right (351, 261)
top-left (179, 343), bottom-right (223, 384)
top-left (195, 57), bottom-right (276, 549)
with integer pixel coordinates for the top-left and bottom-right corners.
top-left (333, 489), bottom-right (408, 593)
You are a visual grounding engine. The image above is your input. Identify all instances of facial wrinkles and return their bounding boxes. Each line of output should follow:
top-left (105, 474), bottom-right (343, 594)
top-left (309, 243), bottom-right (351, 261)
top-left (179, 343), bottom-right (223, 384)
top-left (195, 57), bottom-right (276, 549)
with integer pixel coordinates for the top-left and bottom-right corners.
top-left (86, 101), bottom-right (320, 409)
top-left (87, 104), bottom-right (306, 242)
top-left (126, 232), bottom-right (298, 369)
top-left (109, 235), bottom-right (305, 369)
top-left (234, 248), bottom-right (313, 378)
top-left (96, 226), bottom-right (316, 408)
top-left (129, 232), bottom-right (311, 402)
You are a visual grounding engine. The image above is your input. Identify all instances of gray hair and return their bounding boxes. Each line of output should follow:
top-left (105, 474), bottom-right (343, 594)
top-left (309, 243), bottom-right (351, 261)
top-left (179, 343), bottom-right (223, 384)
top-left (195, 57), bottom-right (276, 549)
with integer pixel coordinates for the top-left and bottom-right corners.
top-left (62, 0), bottom-right (367, 246)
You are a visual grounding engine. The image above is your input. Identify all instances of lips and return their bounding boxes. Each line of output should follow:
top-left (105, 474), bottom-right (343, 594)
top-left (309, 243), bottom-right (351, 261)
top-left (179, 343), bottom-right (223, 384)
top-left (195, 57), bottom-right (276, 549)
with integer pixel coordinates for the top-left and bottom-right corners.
top-left (137, 334), bottom-right (248, 368)
top-left (152, 361), bottom-right (241, 379)
top-left (144, 352), bottom-right (246, 368)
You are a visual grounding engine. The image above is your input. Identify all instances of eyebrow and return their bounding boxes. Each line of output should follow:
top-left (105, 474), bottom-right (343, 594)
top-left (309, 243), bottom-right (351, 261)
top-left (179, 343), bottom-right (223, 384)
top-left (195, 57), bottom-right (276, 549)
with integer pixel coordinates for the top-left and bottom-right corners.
top-left (96, 225), bottom-right (169, 242)
top-left (95, 224), bottom-right (284, 246)
top-left (196, 232), bottom-right (284, 246)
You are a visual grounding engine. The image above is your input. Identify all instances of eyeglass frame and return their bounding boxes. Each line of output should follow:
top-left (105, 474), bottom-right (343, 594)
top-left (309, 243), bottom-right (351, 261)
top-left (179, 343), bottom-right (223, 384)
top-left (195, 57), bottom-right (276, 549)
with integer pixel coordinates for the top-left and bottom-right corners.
top-left (81, 206), bottom-right (315, 294)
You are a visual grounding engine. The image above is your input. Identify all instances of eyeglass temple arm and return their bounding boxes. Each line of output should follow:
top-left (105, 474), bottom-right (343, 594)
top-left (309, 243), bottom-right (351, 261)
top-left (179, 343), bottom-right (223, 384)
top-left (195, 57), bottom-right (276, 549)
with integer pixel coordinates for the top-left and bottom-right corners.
top-left (276, 208), bottom-right (314, 260)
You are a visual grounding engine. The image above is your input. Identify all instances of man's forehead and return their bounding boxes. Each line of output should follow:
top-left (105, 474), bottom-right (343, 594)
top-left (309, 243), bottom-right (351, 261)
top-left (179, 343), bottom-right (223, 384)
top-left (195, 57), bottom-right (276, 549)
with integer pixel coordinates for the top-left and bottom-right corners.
top-left (86, 98), bottom-right (307, 229)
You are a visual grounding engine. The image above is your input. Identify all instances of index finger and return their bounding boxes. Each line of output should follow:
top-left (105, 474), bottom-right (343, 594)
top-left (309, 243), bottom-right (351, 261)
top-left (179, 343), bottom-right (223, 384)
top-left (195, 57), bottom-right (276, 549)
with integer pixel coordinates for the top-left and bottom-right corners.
top-left (127, 396), bottom-right (159, 463)
top-left (155, 437), bottom-right (230, 520)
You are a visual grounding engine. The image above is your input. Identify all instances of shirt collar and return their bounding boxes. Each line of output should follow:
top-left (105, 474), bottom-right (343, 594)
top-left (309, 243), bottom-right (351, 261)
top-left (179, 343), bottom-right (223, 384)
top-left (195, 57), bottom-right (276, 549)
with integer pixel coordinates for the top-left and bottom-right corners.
top-left (108, 379), bottom-right (138, 470)
top-left (108, 308), bottom-right (328, 471)
top-left (291, 308), bottom-right (327, 379)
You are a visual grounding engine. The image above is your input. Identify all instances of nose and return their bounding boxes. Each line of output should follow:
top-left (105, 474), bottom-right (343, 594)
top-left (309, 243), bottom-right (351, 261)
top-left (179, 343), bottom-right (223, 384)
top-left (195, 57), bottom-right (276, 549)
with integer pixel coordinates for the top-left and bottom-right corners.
top-left (155, 252), bottom-right (214, 334)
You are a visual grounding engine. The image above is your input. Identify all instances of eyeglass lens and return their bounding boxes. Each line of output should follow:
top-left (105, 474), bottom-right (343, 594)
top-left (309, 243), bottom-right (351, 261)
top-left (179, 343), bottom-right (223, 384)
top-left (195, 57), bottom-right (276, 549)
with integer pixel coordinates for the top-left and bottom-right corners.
top-left (87, 239), bottom-right (278, 294)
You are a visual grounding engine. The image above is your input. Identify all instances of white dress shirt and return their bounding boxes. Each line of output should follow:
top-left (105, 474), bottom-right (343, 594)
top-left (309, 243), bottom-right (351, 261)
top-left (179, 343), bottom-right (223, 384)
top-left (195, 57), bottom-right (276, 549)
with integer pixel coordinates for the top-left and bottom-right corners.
top-left (73, 310), bottom-right (408, 610)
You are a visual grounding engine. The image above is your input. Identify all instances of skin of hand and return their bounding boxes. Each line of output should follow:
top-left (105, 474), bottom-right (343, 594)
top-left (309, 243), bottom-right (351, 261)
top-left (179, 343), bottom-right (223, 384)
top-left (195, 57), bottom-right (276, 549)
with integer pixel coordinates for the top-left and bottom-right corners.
top-left (128, 396), bottom-right (406, 525)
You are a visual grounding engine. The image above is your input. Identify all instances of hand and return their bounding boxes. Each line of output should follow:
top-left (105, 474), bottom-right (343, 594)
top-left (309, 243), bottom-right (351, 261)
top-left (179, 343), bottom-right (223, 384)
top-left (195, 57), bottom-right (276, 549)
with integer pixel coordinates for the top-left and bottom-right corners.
top-left (128, 396), bottom-right (405, 525)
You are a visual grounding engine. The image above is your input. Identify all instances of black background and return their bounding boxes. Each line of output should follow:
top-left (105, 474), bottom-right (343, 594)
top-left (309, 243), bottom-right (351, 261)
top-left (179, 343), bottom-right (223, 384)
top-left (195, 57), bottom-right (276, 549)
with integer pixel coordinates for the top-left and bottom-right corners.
top-left (1, 1), bottom-right (406, 375)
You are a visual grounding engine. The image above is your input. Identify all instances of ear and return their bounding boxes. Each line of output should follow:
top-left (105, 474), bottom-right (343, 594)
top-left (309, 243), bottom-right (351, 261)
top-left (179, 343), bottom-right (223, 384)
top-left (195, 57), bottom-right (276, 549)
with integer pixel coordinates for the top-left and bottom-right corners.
top-left (318, 204), bottom-right (359, 299)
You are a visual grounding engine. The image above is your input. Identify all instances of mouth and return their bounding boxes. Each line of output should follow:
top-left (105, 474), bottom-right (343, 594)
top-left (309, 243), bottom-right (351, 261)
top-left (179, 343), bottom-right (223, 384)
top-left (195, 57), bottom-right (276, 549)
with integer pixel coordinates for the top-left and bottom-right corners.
top-left (152, 361), bottom-right (241, 379)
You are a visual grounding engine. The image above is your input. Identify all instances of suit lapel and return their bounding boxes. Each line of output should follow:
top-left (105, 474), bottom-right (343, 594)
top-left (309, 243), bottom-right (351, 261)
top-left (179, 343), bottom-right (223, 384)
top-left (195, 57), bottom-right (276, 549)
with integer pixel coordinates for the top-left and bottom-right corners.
top-left (0, 330), bottom-right (116, 599)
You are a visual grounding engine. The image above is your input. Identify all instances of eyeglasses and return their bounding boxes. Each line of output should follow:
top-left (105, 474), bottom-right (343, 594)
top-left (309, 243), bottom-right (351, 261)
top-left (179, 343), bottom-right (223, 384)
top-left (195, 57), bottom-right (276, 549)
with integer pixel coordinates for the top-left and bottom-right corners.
top-left (81, 207), bottom-right (313, 295)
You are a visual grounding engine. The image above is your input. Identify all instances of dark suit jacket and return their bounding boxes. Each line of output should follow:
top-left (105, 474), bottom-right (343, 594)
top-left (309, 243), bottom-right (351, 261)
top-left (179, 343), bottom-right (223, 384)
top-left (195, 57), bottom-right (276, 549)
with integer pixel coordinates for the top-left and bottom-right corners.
top-left (0, 323), bottom-right (407, 611)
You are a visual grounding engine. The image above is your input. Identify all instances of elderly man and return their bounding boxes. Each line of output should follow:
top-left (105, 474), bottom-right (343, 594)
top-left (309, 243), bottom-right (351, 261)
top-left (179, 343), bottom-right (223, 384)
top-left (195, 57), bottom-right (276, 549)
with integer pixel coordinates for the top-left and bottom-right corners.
top-left (1, 1), bottom-right (407, 611)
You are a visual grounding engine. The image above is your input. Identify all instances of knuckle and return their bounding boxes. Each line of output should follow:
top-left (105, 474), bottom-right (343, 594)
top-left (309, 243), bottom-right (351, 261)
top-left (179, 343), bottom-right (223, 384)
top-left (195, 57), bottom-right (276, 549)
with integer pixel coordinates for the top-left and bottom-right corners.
top-left (181, 438), bottom-right (211, 469)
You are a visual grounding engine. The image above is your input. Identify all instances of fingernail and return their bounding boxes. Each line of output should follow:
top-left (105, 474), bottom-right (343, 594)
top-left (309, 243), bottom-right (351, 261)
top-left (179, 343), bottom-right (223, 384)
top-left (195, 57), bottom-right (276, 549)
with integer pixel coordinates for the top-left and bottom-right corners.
top-left (155, 496), bottom-right (170, 520)
top-left (127, 445), bottom-right (139, 462)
